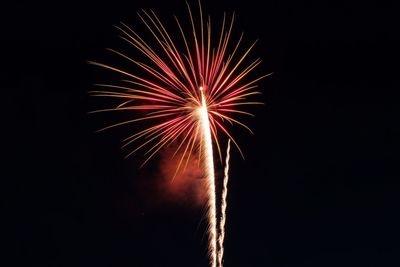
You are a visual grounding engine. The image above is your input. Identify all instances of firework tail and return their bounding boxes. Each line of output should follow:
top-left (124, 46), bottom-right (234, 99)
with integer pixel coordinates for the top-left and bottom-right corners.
top-left (217, 139), bottom-right (231, 267)
top-left (199, 88), bottom-right (217, 267)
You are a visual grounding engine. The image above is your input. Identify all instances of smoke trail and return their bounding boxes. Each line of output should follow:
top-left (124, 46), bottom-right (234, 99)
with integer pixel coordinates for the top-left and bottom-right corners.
top-left (199, 88), bottom-right (217, 267)
top-left (217, 139), bottom-right (231, 267)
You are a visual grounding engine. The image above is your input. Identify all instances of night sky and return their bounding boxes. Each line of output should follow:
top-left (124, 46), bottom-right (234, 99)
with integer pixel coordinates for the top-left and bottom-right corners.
top-left (3, 0), bottom-right (400, 266)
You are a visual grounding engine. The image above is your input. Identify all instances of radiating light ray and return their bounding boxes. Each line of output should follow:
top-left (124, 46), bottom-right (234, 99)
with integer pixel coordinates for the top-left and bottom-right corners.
top-left (89, 1), bottom-right (267, 266)
top-left (218, 139), bottom-right (231, 267)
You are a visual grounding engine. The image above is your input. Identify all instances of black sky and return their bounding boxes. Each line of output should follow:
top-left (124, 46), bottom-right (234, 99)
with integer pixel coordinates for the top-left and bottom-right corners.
top-left (2, 0), bottom-right (400, 266)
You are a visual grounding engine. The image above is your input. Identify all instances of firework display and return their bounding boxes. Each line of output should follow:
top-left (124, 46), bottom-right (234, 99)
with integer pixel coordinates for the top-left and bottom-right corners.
top-left (89, 2), bottom-right (267, 266)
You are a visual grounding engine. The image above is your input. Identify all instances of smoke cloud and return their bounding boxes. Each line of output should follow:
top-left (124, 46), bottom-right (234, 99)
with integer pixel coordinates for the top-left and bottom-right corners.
top-left (157, 146), bottom-right (207, 207)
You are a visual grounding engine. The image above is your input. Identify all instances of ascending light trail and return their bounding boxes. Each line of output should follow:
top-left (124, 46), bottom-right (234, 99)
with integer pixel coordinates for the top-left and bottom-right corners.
top-left (198, 86), bottom-right (217, 267)
top-left (218, 139), bottom-right (231, 267)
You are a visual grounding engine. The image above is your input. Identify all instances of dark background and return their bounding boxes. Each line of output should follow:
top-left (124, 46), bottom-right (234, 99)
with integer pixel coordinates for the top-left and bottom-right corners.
top-left (2, 0), bottom-right (400, 266)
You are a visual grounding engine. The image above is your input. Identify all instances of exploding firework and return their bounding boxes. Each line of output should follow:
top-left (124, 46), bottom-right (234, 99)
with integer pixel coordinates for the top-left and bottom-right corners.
top-left (89, 1), bottom-right (268, 266)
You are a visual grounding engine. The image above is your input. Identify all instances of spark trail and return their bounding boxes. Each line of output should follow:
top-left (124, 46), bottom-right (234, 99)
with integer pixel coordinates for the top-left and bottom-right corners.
top-left (199, 87), bottom-right (217, 267)
top-left (218, 139), bottom-right (231, 267)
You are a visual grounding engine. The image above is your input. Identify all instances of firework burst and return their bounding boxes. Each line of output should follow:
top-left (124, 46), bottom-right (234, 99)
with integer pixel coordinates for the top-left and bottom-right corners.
top-left (89, 1), bottom-right (268, 266)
